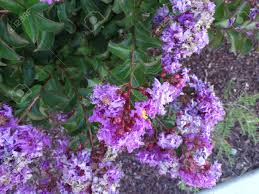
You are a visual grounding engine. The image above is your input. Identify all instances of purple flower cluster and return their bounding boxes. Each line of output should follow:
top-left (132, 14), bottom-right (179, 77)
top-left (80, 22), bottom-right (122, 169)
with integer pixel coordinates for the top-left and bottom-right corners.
top-left (90, 84), bottom-right (153, 153)
top-left (40, 0), bottom-right (61, 4)
top-left (177, 75), bottom-right (225, 137)
top-left (90, 66), bottom-right (224, 189)
top-left (135, 74), bottom-right (225, 188)
top-left (136, 145), bottom-right (180, 178)
top-left (146, 69), bottom-right (189, 117)
top-left (0, 104), bottom-right (124, 194)
top-left (92, 148), bottom-right (124, 194)
top-left (1, 0), bottom-right (225, 191)
top-left (0, 104), bottom-right (50, 193)
top-left (153, 0), bottom-right (215, 74)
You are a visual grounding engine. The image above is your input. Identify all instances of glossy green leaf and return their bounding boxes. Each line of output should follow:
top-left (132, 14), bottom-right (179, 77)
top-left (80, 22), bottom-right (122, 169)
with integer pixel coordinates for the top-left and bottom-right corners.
top-left (108, 41), bottom-right (131, 60)
top-left (34, 14), bottom-right (64, 33)
top-left (6, 23), bottom-right (29, 48)
top-left (57, 4), bottom-right (76, 33)
top-left (0, 0), bottom-right (24, 14)
top-left (35, 31), bottom-right (55, 51)
top-left (0, 39), bottom-right (21, 60)
top-left (22, 13), bottom-right (38, 43)
top-left (23, 58), bottom-right (35, 86)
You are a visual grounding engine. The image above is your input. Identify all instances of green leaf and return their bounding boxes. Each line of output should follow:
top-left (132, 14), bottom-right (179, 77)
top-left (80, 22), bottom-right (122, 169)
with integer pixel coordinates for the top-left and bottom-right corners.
top-left (34, 13), bottom-right (64, 33)
top-left (23, 58), bottom-right (35, 86)
top-left (101, 0), bottom-right (113, 4)
top-left (22, 13), bottom-right (38, 43)
top-left (63, 104), bottom-right (84, 132)
top-left (214, 19), bottom-right (231, 28)
top-left (240, 38), bottom-right (253, 55)
top-left (111, 60), bottom-right (131, 81)
top-left (108, 41), bottom-right (131, 60)
top-left (0, 39), bottom-right (21, 60)
top-left (240, 21), bottom-right (258, 30)
top-left (29, 2), bottom-right (49, 12)
top-left (136, 22), bottom-right (161, 49)
top-left (0, 0), bottom-right (24, 14)
top-left (227, 30), bottom-right (241, 54)
top-left (57, 4), bottom-right (76, 33)
top-left (209, 30), bottom-right (224, 48)
top-left (35, 31), bottom-right (55, 51)
top-left (7, 23), bottom-right (29, 48)
top-left (112, 0), bottom-right (122, 13)
top-left (23, 0), bottom-right (39, 8)
top-left (80, 0), bottom-right (101, 14)
top-left (214, 2), bottom-right (226, 21)
top-left (41, 90), bottom-right (69, 108)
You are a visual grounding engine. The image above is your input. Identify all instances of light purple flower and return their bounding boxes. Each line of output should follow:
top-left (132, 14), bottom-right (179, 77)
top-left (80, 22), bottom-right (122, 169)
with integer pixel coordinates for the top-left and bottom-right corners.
top-left (157, 132), bottom-right (183, 149)
top-left (153, 0), bottom-right (215, 74)
top-left (92, 157), bottom-right (124, 194)
top-left (153, 5), bottom-right (169, 26)
top-left (179, 161), bottom-right (222, 188)
top-left (0, 104), bottom-right (17, 131)
top-left (40, 0), bottom-right (61, 4)
top-left (249, 8), bottom-right (258, 21)
top-left (136, 146), bottom-right (179, 178)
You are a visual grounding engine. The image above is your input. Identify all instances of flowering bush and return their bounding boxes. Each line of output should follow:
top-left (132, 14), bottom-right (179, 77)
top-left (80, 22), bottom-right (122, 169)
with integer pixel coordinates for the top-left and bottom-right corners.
top-left (0, 0), bottom-right (257, 193)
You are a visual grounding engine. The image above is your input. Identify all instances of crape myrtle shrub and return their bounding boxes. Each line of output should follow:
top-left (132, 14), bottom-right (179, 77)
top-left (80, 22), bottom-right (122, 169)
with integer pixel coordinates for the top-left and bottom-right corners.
top-left (0, 0), bottom-right (257, 193)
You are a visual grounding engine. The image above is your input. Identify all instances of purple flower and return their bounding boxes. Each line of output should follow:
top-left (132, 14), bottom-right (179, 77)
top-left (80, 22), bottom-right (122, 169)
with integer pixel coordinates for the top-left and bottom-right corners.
top-left (0, 123), bottom-right (49, 193)
top-left (170, 0), bottom-right (192, 13)
top-left (176, 75), bottom-right (225, 136)
top-left (146, 79), bottom-right (178, 117)
top-left (179, 161), bottom-right (222, 188)
top-left (90, 84), bottom-right (125, 121)
top-left (90, 84), bottom-right (154, 153)
top-left (92, 150), bottom-right (124, 194)
top-left (136, 145), bottom-right (179, 178)
top-left (59, 149), bottom-right (92, 194)
top-left (0, 104), bottom-right (17, 131)
top-left (177, 12), bottom-right (195, 27)
top-left (153, 0), bottom-right (215, 74)
top-left (146, 70), bottom-right (190, 118)
top-left (153, 5), bottom-right (169, 26)
top-left (227, 17), bottom-right (236, 27)
top-left (40, 0), bottom-right (61, 4)
top-left (249, 8), bottom-right (258, 21)
top-left (157, 132), bottom-right (183, 149)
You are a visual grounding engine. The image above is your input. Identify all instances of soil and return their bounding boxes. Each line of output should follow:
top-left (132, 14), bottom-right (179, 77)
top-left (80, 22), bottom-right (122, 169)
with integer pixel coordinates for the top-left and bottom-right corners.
top-left (118, 44), bottom-right (259, 194)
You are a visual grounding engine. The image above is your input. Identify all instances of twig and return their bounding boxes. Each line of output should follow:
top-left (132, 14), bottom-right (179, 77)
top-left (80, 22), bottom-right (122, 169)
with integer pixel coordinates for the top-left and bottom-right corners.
top-left (156, 117), bottom-right (168, 130)
top-left (129, 0), bottom-right (137, 86)
top-left (56, 61), bottom-right (95, 148)
top-left (81, 104), bottom-right (94, 148)
top-left (17, 76), bottom-right (51, 124)
top-left (0, 10), bottom-right (10, 14)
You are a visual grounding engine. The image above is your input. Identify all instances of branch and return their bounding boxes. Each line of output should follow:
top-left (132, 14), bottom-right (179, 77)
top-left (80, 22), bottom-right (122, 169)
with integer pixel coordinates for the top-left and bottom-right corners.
top-left (17, 76), bottom-right (51, 124)
top-left (81, 104), bottom-right (94, 148)
top-left (0, 10), bottom-right (10, 14)
top-left (129, 0), bottom-right (137, 87)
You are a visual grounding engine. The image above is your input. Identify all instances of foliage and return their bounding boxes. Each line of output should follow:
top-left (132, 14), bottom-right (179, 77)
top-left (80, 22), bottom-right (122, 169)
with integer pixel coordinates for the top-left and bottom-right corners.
top-left (0, 0), bottom-right (257, 139)
top-left (0, 0), bottom-right (163, 147)
top-left (210, 0), bottom-right (258, 54)
top-left (214, 83), bottom-right (259, 160)
top-left (1, 0), bottom-right (257, 192)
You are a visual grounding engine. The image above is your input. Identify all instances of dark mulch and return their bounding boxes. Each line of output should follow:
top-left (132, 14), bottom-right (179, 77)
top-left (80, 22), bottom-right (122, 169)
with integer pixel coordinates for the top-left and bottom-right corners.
top-left (118, 44), bottom-right (259, 194)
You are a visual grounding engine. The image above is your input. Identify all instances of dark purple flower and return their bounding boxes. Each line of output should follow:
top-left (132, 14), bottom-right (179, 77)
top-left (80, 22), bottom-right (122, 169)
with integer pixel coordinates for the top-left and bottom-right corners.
top-left (0, 104), bottom-right (17, 131)
top-left (177, 12), bottom-right (195, 27)
top-left (227, 17), bottom-right (236, 27)
top-left (249, 8), bottom-right (258, 20)
top-left (153, 5), bottom-right (170, 26)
